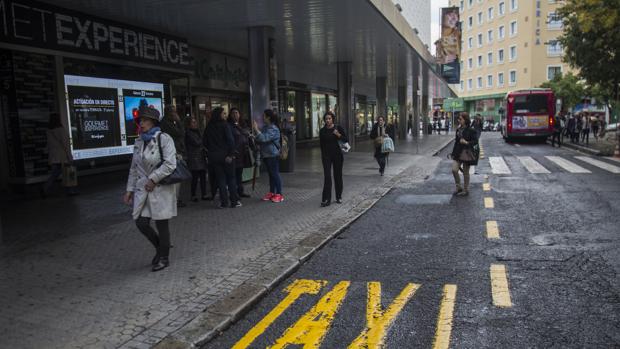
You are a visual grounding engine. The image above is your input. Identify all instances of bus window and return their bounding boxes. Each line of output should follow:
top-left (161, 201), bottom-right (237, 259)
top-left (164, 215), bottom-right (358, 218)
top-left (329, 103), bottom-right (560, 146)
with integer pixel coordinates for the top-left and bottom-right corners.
top-left (513, 94), bottom-right (548, 114)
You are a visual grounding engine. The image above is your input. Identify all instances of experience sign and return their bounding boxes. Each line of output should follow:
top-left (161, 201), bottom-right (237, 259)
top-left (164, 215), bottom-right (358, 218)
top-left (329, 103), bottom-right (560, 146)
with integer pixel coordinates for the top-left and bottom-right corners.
top-left (0, 0), bottom-right (190, 69)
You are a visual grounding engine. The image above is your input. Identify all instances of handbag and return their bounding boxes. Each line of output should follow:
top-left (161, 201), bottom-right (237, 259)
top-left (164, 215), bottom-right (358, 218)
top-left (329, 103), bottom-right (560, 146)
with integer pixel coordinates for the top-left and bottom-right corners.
top-left (458, 147), bottom-right (475, 163)
top-left (61, 163), bottom-right (78, 187)
top-left (157, 133), bottom-right (192, 185)
top-left (339, 140), bottom-right (351, 153)
top-left (381, 135), bottom-right (395, 153)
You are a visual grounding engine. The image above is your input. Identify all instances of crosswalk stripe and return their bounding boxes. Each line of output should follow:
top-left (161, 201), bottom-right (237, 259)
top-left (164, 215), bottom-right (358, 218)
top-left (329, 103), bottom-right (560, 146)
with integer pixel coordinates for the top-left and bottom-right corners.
top-left (489, 157), bottom-right (511, 174)
top-left (545, 156), bottom-right (591, 173)
top-left (575, 156), bottom-right (620, 174)
top-left (517, 156), bottom-right (551, 174)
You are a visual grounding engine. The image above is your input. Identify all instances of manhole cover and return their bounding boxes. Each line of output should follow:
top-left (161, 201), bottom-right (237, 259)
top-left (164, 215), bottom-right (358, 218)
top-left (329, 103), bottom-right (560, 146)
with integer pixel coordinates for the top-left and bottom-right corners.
top-left (395, 194), bottom-right (452, 205)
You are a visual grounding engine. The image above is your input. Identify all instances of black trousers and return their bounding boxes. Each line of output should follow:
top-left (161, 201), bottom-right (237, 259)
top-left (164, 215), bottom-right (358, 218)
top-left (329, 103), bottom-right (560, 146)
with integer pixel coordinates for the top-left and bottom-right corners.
top-left (235, 167), bottom-right (245, 196)
top-left (191, 170), bottom-right (206, 197)
top-left (135, 217), bottom-right (170, 258)
top-left (374, 146), bottom-right (387, 174)
top-left (208, 163), bottom-right (218, 197)
top-left (322, 154), bottom-right (344, 202)
top-left (213, 161), bottom-right (238, 206)
top-left (551, 131), bottom-right (562, 147)
top-left (581, 129), bottom-right (590, 144)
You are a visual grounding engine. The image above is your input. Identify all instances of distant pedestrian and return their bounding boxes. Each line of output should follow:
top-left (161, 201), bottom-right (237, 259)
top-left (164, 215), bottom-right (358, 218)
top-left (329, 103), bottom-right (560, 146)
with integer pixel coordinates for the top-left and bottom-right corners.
top-left (581, 113), bottom-right (591, 144)
top-left (370, 116), bottom-right (389, 176)
top-left (253, 109), bottom-right (284, 203)
top-left (472, 114), bottom-right (483, 138)
top-left (551, 114), bottom-right (562, 147)
top-left (592, 115), bottom-right (600, 140)
top-left (228, 108), bottom-right (252, 199)
top-left (407, 114), bottom-right (413, 135)
top-left (575, 113), bottom-right (583, 144)
top-left (450, 112), bottom-right (478, 196)
top-left (161, 106), bottom-right (187, 208)
top-left (42, 112), bottom-right (77, 197)
top-left (185, 116), bottom-right (208, 202)
top-left (124, 106), bottom-right (177, 272)
top-left (204, 107), bottom-right (239, 208)
top-left (319, 111), bottom-right (347, 207)
top-left (567, 113), bottom-right (577, 143)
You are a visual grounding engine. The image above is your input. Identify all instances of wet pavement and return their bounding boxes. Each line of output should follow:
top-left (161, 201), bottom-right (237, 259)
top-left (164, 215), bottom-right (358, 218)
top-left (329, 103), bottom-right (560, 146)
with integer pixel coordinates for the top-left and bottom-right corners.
top-left (204, 132), bottom-right (620, 349)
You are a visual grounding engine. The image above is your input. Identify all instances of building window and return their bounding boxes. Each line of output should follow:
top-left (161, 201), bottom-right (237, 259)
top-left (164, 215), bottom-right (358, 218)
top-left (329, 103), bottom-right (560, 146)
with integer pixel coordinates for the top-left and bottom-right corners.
top-left (477, 76), bottom-right (483, 89)
top-left (509, 70), bottom-right (517, 85)
top-left (460, 80), bottom-right (464, 91)
top-left (477, 33), bottom-right (483, 47)
top-left (477, 55), bottom-right (483, 67)
top-left (468, 16), bottom-right (473, 29)
top-left (547, 40), bottom-right (563, 56)
top-left (510, 21), bottom-right (518, 36)
top-left (468, 0), bottom-right (473, 7)
top-left (468, 78), bottom-right (473, 90)
top-left (548, 12), bottom-right (563, 29)
top-left (509, 45), bottom-right (517, 61)
top-left (488, 29), bottom-right (494, 43)
top-left (510, 0), bottom-right (518, 12)
top-left (498, 48), bottom-right (505, 63)
top-left (487, 74), bottom-right (493, 87)
top-left (468, 57), bottom-right (473, 70)
top-left (478, 12), bottom-right (483, 25)
top-left (547, 66), bottom-right (563, 80)
top-left (468, 37), bottom-right (473, 49)
top-left (498, 72), bottom-right (505, 86)
top-left (498, 26), bottom-right (505, 40)
top-left (487, 52), bottom-right (493, 65)
top-left (499, 1), bottom-right (505, 15)
top-left (488, 7), bottom-right (494, 20)
top-left (460, 0), bottom-right (464, 12)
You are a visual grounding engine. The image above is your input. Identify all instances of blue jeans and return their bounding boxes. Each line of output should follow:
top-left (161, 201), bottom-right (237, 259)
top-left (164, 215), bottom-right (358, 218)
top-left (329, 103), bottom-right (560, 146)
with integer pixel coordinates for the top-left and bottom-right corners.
top-left (263, 157), bottom-right (282, 194)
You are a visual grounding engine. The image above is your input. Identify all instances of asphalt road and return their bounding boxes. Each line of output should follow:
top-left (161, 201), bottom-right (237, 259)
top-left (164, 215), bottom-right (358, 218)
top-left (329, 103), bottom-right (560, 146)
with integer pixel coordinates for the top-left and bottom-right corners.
top-left (204, 132), bottom-right (620, 349)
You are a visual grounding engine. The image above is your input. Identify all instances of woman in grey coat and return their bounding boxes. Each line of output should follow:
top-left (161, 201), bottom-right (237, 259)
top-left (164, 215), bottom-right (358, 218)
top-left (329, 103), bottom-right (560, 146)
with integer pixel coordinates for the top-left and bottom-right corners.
top-left (185, 116), bottom-right (208, 201)
top-left (124, 106), bottom-right (177, 272)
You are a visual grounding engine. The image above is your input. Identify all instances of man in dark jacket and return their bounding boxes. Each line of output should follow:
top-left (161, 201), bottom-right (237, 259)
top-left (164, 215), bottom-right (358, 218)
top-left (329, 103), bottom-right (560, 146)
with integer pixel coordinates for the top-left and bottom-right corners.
top-left (204, 107), bottom-right (239, 208)
top-left (161, 105), bottom-right (187, 207)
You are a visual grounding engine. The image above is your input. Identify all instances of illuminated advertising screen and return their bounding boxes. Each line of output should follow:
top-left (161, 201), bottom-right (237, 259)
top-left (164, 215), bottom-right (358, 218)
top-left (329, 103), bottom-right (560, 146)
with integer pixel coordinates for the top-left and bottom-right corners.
top-left (64, 75), bottom-right (164, 160)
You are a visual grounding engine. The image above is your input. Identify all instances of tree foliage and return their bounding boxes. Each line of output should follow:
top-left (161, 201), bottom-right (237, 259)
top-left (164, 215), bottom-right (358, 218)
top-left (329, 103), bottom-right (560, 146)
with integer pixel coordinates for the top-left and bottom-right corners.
top-left (540, 73), bottom-right (584, 111)
top-left (558, 0), bottom-right (620, 100)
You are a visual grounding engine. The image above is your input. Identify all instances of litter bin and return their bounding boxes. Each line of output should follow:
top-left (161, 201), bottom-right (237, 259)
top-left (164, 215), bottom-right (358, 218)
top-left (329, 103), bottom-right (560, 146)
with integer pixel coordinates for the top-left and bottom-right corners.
top-left (280, 127), bottom-right (296, 172)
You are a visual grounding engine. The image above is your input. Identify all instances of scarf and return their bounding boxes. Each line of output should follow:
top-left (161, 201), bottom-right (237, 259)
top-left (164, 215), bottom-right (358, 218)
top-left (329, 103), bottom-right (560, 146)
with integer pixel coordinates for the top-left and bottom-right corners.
top-left (140, 126), bottom-right (161, 143)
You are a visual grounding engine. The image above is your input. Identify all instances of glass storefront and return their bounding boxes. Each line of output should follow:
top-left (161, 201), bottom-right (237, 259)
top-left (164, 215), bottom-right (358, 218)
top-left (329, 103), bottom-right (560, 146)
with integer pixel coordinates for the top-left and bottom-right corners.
top-left (311, 93), bottom-right (327, 138)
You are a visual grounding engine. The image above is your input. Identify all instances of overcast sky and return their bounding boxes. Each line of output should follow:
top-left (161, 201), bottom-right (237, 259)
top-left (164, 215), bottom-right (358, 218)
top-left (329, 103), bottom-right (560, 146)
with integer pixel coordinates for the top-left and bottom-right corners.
top-left (430, 0), bottom-right (450, 54)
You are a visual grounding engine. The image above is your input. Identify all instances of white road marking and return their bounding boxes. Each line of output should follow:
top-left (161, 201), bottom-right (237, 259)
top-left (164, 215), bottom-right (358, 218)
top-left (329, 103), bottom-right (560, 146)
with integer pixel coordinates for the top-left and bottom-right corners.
top-left (575, 156), bottom-right (620, 174)
top-left (517, 156), bottom-right (550, 174)
top-left (489, 157), bottom-right (511, 174)
top-left (545, 156), bottom-right (591, 173)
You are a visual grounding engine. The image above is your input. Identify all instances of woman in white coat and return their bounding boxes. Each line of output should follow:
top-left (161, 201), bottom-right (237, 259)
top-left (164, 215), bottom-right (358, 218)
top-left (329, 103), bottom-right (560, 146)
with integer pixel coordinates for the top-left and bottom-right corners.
top-left (124, 106), bottom-right (177, 272)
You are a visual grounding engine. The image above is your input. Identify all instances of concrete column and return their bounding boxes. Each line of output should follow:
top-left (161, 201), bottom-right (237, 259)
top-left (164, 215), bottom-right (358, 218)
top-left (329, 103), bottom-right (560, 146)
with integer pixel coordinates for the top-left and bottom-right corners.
top-left (398, 85), bottom-right (407, 140)
top-left (422, 62), bottom-right (430, 135)
top-left (376, 77), bottom-right (387, 119)
top-left (337, 62), bottom-right (354, 149)
top-left (412, 55), bottom-right (421, 137)
top-left (248, 26), bottom-right (277, 126)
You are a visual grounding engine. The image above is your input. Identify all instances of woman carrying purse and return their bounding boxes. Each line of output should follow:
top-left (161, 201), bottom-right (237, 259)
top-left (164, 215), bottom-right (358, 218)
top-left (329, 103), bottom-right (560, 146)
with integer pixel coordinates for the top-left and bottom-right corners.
top-left (450, 112), bottom-right (478, 196)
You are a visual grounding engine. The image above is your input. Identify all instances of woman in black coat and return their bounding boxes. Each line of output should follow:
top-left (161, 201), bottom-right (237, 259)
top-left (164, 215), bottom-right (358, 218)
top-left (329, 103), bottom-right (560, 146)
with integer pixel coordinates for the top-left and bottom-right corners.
top-left (451, 112), bottom-right (478, 196)
top-left (228, 108), bottom-right (252, 198)
top-left (185, 117), bottom-right (208, 201)
top-left (319, 111), bottom-right (347, 206)
top-left (204, 107), bottom-right (239, 208)
top-left (369, 116), bottom-right (389, 176)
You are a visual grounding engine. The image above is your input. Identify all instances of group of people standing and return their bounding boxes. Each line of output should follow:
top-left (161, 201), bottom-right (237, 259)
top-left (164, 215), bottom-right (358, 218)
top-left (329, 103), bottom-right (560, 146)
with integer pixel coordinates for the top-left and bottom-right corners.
top-left (559, 112), bottom-right (606, 146)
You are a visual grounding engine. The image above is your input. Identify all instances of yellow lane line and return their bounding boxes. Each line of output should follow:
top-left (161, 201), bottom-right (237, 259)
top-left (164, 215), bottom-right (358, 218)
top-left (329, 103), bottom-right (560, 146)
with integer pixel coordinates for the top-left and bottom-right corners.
top-left (490, 264), bottom-right (512, 308)
top-left (486, 221), bottom-right (500, 239)
top-left (483, 183), bottom-right (491, 191)
top-left (432, 284), bottom-right (458, 349)
top-left (484, 197), bottom-right (494, 208)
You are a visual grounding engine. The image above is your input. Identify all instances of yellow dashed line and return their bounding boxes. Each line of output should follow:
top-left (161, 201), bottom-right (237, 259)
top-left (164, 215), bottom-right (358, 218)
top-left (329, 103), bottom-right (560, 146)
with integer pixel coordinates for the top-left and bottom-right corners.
top-left (483, 183), bottom-right (491, 191)
top-left (432, 284), bottom-right (457, 349)
top-left (486, 221), bottom-right (500, 239)
top-left (484, 197), bottom-right (494, 208)
top-left (490, 264), bottom-right (512, 308)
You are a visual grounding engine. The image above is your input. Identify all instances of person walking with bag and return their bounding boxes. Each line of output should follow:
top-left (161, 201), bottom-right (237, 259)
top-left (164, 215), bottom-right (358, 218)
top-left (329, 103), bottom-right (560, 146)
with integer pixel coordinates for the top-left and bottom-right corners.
top-left (253, 109), bottom-right (284, 203)
top-left (204, 107), bottom-right (239, 209)
top-left (42, 112), bottom-right (78, 197)
top-left (124, 106), bottom-right (177, 272)
top-left (319, 111), bottom-right (348, 207)
top-left (450, 112), bottom-right (478, 197)
top-left (229, 108), bottom-right (252, 199)
top-left (370, 116), bottom-right (389, 176)
top-left (185, 116), bottom-right (208, 202)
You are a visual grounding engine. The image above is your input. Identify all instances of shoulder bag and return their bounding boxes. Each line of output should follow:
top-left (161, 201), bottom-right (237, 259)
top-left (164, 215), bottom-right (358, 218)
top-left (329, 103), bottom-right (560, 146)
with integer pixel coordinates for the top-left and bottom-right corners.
top-left (157, 133), bottom-right (192, 185)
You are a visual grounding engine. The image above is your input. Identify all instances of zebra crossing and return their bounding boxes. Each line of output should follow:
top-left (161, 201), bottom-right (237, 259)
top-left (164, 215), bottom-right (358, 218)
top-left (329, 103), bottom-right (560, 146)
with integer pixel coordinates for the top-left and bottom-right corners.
top-left (486, 155), bottom-right (620, 175)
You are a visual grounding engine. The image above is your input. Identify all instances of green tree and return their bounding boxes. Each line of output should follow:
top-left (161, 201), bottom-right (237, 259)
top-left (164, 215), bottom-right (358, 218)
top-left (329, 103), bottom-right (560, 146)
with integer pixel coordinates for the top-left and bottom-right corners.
top-left (539, 73), bottom-right (584, 112)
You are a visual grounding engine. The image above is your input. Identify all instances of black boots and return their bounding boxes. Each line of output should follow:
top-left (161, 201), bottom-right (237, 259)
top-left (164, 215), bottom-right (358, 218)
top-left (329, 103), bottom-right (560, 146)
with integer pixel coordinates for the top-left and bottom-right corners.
top-left (152, 257), bottom-right (169, 272)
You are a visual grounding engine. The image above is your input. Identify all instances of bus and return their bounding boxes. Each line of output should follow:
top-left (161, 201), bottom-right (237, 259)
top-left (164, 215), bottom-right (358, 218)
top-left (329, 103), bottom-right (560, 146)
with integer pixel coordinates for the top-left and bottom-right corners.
top-left (500, 88), bottom-right (556, 142)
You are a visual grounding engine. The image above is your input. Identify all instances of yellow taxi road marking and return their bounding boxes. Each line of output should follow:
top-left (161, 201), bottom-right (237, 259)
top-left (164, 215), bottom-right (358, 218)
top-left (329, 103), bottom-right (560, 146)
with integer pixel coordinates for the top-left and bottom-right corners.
top-left (484, 197), bottom-right (494, 208)
top-left (483, 183), bottom-right (491, 191)
top-left (269, 281), bottom-right (350, 349)
top-left (349, 282), bottom-right (420, 348)
top-left (232, 279), bottom-right (327, 349)
top-left (486, 221), bottom-right (500, 239)
top-left (490, 264), bottom-right (512, 308)
top-left (432, 284), bottom-right (458, 349)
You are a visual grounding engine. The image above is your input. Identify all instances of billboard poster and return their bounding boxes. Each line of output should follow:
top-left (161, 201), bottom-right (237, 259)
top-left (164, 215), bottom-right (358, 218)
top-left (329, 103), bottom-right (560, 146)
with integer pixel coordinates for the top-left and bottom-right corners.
top-left (436, 7), bottom-right (461, 83)
top-left (67, 86), bottom-right (121, 150)
top-left (123, 89), bottom-right (164, 145)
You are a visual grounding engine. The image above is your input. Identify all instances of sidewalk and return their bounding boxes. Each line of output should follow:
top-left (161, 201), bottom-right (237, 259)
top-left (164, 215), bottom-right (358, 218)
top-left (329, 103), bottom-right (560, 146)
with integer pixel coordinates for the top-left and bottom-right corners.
top-left (0, 133), bottom-right (453, 349)
top-left (552, 130), bottom-right (618, 156)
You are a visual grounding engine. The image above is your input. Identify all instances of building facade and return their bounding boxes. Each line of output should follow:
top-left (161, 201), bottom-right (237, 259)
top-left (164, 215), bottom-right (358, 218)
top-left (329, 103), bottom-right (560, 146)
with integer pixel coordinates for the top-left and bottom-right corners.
top-left (396, 0), bottom-right (432, 48)
top-left (449, 0), bottom-right (571, 120)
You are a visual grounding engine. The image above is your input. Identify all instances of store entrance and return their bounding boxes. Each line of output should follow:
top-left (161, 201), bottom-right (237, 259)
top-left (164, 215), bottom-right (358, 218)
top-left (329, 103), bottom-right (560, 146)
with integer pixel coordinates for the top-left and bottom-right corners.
top-left (192, 94), bottom-right (249, 130)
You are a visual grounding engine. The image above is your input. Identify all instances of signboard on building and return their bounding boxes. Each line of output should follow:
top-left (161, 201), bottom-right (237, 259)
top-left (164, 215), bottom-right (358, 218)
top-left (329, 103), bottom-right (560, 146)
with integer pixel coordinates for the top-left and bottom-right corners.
top-left (0, 0), bottom-right (190, 70)
top-left (435, 7), bottom-right (461, 84)
top-left (190, 47), bottom-right (248, 92)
